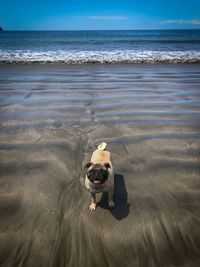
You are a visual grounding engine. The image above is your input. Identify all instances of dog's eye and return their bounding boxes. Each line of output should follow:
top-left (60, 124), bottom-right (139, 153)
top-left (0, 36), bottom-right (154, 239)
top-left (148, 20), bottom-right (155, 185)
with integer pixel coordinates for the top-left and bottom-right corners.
top-left (87, 172), bottom-right (92, 178)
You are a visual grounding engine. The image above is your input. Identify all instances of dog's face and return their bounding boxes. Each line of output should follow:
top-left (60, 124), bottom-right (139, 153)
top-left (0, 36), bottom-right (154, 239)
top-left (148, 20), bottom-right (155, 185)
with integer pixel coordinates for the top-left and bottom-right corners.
top-left (85, 162), bottom-right (110, 185)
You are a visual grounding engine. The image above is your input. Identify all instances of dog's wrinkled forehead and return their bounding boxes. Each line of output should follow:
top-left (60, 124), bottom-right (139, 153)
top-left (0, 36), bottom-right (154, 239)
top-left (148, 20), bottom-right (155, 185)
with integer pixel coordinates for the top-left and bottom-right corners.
top-left (94, 163), bottom-right (105, 169)
top-left (89, 163), bottom-right (106, 171)
top-left (84, 162), bottom-right (110, 170)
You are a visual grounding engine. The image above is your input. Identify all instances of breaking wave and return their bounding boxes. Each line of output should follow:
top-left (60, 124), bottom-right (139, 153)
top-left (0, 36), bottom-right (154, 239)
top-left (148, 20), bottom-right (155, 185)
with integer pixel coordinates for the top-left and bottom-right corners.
top-left (1, 50), bottom-right (200, 64)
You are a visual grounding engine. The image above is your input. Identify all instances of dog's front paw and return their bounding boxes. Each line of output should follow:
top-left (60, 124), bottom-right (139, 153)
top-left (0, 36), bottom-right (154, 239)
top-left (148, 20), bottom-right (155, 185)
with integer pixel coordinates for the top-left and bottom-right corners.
top-left (108, 201), bottom-right (115, 209)
top-left (89, 203), bottom-right (96, 211)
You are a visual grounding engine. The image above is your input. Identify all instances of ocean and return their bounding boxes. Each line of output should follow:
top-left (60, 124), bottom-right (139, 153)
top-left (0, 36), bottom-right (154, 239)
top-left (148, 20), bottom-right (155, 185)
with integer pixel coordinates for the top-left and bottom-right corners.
top-left (0, 29), bottom-right (200, 63)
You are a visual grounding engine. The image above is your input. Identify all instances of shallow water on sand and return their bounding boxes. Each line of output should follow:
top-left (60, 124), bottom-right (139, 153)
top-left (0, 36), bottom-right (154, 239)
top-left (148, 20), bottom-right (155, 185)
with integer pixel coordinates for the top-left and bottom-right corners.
top-left (0, 64), bottom-right (200, 267)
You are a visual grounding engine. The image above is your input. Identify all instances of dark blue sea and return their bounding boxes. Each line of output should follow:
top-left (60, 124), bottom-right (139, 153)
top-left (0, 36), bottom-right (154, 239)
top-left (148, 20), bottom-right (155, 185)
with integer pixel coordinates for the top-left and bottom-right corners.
top-left (0, 30), bottom-right (200, 63)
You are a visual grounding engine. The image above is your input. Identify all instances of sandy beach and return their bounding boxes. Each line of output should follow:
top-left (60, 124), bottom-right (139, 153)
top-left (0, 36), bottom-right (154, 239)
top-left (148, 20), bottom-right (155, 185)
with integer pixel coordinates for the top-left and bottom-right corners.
top-left (0, 63), bottom-right (200, 267)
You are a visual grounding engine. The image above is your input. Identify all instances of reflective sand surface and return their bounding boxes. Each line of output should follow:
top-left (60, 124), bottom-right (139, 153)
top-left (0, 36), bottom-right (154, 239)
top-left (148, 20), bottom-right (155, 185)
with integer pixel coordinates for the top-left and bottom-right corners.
top-left (0, 64), bottom-right (200, 267)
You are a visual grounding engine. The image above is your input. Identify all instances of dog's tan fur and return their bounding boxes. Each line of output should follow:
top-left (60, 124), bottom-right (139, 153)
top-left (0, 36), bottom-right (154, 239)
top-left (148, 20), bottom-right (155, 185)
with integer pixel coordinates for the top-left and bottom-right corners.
top-left (85, 143), bottom-right (115, 211)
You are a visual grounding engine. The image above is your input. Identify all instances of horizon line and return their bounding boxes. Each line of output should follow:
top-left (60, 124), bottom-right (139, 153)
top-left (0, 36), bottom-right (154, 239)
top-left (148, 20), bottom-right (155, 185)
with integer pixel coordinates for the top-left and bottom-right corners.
top-left (1, 28), bottom-right (200, 31)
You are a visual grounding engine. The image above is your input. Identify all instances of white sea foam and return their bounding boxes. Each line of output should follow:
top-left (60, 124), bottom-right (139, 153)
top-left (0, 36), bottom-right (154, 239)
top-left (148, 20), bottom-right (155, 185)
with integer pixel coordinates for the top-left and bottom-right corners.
top-left (0, 50), bottom-right (200, 63)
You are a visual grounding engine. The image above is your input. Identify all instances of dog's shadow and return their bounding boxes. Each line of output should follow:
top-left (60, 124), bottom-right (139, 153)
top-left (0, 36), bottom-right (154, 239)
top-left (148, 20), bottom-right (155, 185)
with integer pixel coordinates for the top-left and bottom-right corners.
top-left (98, 174), bottom-right (130, 220)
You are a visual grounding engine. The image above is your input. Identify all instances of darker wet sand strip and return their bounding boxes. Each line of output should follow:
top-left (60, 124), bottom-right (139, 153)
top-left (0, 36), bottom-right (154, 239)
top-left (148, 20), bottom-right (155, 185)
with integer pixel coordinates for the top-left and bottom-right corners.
top-left (0, 64), bottom-right (200, 267)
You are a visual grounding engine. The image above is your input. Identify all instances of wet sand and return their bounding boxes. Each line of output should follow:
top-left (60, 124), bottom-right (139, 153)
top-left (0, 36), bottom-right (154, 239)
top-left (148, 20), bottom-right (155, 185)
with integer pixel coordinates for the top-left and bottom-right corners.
top-left (0, 64), bottom-right (200, 267)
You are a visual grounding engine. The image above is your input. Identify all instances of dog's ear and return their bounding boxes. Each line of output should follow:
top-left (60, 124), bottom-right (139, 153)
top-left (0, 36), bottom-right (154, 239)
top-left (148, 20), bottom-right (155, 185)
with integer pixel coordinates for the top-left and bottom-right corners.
top-left (104, 163), bottom-right (111, 169)
top-left (84, 162), bottom-right (93, 169)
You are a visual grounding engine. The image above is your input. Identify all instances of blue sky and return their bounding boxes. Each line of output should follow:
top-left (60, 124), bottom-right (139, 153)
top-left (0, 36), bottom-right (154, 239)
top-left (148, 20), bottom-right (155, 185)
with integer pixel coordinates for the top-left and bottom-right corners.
top-left (1, 0), bottom-right (200, 30)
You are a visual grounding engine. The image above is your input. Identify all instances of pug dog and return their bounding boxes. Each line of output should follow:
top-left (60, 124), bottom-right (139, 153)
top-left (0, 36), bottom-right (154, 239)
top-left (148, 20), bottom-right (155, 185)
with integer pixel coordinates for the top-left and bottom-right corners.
top-left (84, 142), bottom-right (115, 211)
